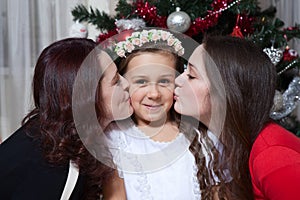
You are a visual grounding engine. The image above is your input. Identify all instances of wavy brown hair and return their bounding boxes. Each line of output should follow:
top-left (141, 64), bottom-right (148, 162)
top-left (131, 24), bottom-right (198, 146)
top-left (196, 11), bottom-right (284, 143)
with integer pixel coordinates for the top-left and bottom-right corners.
top-left (189, 36), bottom-right (277, 199)
top-left (22, 38), bottom-right (114, 199)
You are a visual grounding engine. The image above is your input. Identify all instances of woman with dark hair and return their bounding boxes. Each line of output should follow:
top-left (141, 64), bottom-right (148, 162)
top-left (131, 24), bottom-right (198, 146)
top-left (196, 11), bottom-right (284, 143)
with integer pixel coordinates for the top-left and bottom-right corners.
top-left (174, 36), bottom-right (300, 199)
top-left (0, 38), bottom-right (133, 199)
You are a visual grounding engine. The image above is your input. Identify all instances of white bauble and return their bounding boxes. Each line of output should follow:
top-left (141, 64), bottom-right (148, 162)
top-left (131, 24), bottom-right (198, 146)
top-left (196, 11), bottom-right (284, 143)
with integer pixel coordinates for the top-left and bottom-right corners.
top-left (167, 7), bottom-right (191, 33)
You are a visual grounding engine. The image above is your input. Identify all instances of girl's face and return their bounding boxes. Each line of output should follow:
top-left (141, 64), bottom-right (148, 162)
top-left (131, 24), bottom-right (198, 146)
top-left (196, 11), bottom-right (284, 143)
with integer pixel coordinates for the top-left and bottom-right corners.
top-left (174, 45), bottom-right (211, 126)
top-left (124, 52), bottom-right (176, 126)
top-left (100, 52), bottom-right (133, 122)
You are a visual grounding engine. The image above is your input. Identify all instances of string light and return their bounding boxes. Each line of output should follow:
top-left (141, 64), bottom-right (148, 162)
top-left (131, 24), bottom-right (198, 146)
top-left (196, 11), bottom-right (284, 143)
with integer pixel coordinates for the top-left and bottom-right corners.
top-left (278, 60), bottom-right (298, 75)
top-left (201, 0), bottom-right (241, 20)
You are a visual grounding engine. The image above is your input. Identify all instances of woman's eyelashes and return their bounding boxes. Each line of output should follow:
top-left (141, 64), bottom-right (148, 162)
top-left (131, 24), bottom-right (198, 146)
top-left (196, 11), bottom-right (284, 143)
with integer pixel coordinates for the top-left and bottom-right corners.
top-left (112, 74), bottom-right (121, 85)
top-left (187, 74), bottom-right (196, 79)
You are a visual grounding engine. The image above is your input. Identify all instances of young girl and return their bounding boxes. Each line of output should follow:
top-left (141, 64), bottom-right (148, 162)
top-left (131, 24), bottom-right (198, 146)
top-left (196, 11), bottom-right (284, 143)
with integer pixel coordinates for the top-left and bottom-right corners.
top-left (103, 29), bottom-right (210, 199)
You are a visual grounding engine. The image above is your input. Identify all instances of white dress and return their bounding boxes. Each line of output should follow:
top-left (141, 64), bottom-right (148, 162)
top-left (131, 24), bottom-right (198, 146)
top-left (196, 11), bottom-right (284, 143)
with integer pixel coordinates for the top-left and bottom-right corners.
top-left (104, 120), bottom-right (226, 200)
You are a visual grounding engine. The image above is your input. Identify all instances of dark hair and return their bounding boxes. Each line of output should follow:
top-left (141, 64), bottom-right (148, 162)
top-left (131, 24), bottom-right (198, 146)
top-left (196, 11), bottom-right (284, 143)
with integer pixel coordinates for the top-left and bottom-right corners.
top-left (22, 38), bottom-right (113, 199)
top-left (118, 42), bottom-right (184, 124)
top-left (190, 36), bottom-right (277, 199)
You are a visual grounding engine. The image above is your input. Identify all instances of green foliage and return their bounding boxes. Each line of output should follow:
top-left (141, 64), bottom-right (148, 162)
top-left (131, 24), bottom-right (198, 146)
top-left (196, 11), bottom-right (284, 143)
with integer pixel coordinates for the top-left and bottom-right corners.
top-left (72, 4), bottom-right (115, 31)
top-left (115, 0), bottom-right (135, 18)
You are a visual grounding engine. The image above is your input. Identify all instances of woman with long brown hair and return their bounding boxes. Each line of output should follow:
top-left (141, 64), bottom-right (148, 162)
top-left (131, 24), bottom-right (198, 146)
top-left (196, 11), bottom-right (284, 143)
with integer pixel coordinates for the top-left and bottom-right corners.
top-left (174, 35), bottom-right (300, 199)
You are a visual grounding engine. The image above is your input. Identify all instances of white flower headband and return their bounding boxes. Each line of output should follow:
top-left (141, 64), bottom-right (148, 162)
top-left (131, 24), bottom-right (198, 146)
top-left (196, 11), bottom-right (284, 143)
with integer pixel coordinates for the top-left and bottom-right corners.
top-left (114, 29), bottom-right (185, 58)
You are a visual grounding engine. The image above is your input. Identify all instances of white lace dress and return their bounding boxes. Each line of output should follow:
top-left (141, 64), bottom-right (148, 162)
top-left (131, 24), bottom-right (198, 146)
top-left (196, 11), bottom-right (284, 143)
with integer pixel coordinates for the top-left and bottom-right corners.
top-left (105, 120), bottom-right (201, 200)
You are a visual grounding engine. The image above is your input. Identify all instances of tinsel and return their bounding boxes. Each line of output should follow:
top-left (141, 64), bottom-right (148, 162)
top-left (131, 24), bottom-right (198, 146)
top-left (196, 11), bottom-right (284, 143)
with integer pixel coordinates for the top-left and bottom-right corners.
top-left (96, 29), bottom-right (118, 43)
top-left (115, 18), bottom-right (146, 32)
top-left (186, 0), bottom-right (241, 36)
top-left (134, 1), bottom-right (167, 28)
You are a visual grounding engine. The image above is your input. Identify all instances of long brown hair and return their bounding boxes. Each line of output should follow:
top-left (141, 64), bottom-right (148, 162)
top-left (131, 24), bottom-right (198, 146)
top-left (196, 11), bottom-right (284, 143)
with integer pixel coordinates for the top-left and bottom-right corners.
top-left (190, 36), bottom-right (277, 199)
top-left (22, 38), bottom-right (113, 199)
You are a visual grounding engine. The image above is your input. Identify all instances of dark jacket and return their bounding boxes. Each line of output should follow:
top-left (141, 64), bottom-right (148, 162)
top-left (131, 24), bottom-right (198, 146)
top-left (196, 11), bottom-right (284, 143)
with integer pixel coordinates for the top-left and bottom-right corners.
top-left (0, 122), bottom-right (85, 200)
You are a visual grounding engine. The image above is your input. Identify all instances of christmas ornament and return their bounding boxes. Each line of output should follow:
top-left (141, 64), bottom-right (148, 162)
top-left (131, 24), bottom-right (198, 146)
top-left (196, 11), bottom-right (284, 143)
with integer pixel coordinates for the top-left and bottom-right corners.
top-left (283, 46), bottom-right (299, 62)
top-left (115, 18), bottom-right (146, 33)
top-left (69, 21), bottom-right (88, 38)
top-left (231, 14), bottom-right (243, 38)
top-left (167, 7), bottom-right (191, 33)
top-left (270, 76), bottom-right (300, 120)
top-left (263, 46), bottom-right (283, 65)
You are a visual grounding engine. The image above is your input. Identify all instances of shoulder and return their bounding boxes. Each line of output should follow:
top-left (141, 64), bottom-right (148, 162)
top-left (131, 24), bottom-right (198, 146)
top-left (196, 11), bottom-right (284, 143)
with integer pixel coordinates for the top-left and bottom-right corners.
top-left (251, 122), bottom-right (300, 158)
top-left (0, 123), bottom-right (73, 199)
top-left (249, 122), bottom-right (300, 183)
top-left (0, 124), bottom-right (38, 166)
top-left (249, 122), bottom-right (300, 199)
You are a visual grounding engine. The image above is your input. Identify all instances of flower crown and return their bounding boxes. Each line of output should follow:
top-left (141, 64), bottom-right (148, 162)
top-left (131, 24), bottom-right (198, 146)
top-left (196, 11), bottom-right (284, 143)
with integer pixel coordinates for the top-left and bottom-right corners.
top-left (114, 29), bottom-right (184, 58)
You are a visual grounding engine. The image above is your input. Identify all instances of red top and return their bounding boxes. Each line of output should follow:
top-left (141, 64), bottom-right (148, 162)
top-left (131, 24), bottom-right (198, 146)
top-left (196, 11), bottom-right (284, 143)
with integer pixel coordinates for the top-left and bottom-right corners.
top-left (249, 122), bottom-right (300, 200)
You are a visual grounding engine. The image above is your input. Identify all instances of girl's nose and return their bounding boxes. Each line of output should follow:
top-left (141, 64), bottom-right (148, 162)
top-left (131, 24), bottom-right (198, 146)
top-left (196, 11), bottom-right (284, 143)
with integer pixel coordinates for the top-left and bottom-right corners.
top-left (147, 83), bottom-right (161, 99)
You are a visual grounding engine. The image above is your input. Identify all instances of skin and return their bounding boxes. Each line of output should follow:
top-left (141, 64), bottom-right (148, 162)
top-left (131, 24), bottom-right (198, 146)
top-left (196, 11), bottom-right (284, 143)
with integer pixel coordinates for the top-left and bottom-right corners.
top-left (124, 52), bottom-right (178, 141)
top-left (98, 51), bottom-right (133, 129)
top-left (174, 45), bottom-right (211, 127)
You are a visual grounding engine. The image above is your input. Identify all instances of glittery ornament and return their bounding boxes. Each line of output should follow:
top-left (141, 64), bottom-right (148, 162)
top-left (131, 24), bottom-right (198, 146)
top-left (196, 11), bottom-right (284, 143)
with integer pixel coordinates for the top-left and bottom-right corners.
top-left (270, 76), bottom-right (300, 120)
top-left (167, 7), bottom-right (191, 33)
top-left (263, 46), bottom-right (283, 65)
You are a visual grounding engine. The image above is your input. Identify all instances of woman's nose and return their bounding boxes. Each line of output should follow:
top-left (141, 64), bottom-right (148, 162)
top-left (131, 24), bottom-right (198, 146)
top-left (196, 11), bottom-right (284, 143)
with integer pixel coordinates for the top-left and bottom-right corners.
top-left (120, 75), bottom-right (129, 90)
top-left (175, 73), bottom-right (184, 87)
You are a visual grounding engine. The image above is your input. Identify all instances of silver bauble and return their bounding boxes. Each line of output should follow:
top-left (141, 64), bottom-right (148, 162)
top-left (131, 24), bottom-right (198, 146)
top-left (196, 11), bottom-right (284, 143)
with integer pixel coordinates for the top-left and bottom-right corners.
top-left (167, 7), bottom-right (191, 33)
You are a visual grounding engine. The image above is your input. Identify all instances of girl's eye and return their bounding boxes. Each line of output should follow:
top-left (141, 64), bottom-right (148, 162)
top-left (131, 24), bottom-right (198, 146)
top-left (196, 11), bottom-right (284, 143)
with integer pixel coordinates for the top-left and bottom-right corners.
top-left (135, 79), bottom-right (147, 85)
top-left (158, 79), bottom-right (171, 86)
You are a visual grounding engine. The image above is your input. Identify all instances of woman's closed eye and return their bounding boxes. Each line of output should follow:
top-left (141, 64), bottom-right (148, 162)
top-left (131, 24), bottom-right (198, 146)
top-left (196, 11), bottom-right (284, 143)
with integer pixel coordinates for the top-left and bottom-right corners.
top-left (187, 74), bottom-right (196, 79)
top-left (112, 74), bottom-right (121, 85)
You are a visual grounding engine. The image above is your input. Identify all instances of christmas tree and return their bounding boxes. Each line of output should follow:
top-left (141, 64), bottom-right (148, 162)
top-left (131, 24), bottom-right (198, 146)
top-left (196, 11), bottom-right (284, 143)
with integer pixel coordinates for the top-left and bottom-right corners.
top-left (71, 0), bottom-right (300, 136)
